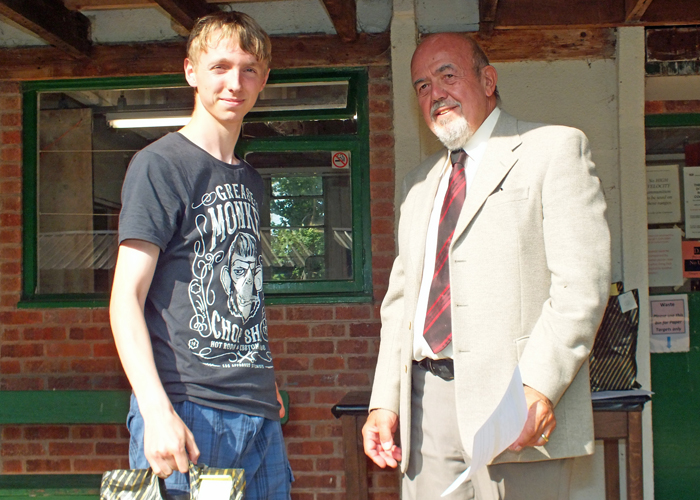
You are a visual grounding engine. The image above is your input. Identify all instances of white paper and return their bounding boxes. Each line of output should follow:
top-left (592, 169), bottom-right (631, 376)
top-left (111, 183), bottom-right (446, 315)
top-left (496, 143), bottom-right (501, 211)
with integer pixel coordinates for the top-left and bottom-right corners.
top-left (441, 367), bottom-right (528, 497)
top-left (684, 167), bottom-right (700, 238)
top-left (198, 475), bottom-right (233, 500)
top-left (647, 165), bottom-right (681, 224)
top-left (649, 294), bottom-right (690, 353)
top-left (648, 227), bottom-right (684, 287)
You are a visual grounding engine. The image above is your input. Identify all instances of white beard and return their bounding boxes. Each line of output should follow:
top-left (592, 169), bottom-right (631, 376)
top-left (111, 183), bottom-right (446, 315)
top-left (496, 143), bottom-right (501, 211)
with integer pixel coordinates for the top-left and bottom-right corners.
top-left (433, 114), bottom-right (472, 151)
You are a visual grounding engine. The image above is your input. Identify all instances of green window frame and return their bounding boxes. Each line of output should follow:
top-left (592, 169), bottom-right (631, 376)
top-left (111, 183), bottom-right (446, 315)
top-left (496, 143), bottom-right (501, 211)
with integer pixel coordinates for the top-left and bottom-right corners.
top-left (19, 68), bottom-right (372, 308)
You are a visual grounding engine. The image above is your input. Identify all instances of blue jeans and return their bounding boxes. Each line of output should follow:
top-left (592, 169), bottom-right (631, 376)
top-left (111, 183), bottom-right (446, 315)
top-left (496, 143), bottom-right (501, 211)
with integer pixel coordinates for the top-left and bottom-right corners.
top-left (127, 395), bottom-right (293, 500)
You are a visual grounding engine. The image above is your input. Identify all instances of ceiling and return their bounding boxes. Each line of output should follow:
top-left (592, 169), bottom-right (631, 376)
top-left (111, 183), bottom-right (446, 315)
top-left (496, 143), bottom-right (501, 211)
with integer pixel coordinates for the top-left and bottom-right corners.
top-left (0, 0), bottom-right (698, 79)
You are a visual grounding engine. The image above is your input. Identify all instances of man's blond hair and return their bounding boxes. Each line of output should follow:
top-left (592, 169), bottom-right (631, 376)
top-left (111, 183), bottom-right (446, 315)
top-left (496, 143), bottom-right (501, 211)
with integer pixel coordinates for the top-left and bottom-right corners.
top-left (187, 11), bottom-right (271, 68)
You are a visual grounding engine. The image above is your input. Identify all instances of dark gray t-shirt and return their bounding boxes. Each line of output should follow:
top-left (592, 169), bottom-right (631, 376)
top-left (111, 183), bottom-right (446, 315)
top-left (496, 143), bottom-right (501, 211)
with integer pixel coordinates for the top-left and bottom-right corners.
top-left (119, 132), bottom-right (278, 420)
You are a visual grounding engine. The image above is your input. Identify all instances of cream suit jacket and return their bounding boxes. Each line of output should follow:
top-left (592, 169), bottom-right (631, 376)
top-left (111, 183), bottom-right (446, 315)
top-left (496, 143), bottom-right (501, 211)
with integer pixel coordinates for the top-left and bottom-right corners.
top-left (369, 111), bottom-right (612, 473)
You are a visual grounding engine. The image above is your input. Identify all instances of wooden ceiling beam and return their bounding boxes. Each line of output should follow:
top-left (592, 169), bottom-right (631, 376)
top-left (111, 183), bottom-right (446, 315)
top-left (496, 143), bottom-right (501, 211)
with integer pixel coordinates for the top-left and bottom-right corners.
top-left (625, 0), bottom-right (654, 23)
top-left (0, 32), bottom-right (390, 81)
top-left (64, 0), bottom-right (285, 10)
top-left (479, 0), bottom-right (500, 35)
top-left (320, 0), bottom-right (357, 42)
top-left (0, 0), bottom-right (92, 60)
top-left (151, 0), bottom-right (217, 32)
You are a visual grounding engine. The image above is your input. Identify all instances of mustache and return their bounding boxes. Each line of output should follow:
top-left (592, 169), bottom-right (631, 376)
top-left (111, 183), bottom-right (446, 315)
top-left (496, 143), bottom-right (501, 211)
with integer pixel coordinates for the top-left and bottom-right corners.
top-left (430, 99), bottom-right (461, 120)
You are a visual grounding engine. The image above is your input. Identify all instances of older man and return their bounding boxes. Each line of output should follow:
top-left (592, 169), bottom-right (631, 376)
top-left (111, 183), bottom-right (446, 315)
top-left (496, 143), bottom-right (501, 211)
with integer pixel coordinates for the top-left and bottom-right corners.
top-left (362, 33), bottom-right (610, 499)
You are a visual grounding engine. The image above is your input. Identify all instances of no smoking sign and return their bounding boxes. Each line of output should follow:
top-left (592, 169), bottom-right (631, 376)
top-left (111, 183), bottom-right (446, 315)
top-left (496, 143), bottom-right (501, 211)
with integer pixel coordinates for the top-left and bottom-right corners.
top-left (332, 151), bottom-right (351, 169)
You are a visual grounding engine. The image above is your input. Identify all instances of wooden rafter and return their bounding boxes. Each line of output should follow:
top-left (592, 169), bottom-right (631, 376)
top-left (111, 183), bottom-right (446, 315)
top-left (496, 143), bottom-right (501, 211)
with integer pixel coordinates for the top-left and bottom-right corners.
top-left (320, 0), bottom-right (357, 42)
top-left (479, 0), bottom-right (500, 35)
top-left (0, 32), bottom-right (391, 81)
top-left (625, 0), bottom-right (654, 23)
top-left (152, 0), bottom-right (217, 32)
top-left (0, 0), bottom-right (91, 60)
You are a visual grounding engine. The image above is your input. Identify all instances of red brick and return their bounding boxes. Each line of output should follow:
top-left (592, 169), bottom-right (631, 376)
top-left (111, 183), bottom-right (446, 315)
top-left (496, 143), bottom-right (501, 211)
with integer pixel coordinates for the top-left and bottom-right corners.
top-left (338, 372), bottom-right (370, 386)
top-left (0, 360), bottom-right (20, 374)
top-left (49, 442), bottom-right (94, 456)
top-left (48, 376), bottom-right (92, 390)
top-left (0, 310), bottom-right (43, 325)
top-left (1, 293), bottom-right (20, 308)
top-left (26, 459), bottom-right (71, 472)
top-left (369, 83), bottom-right (391, 97)
top-left (281, 422), bottom-right (312, 439)
top-left (369, 115), bottom-right (393, 132)
top-left (266, 306), bottom-right (284, 321)
top-left (93, 342), bottom-right (118, 357)
top-left (370, 185), bottom-right (394, 201)
top-left (24, 426), bottom-right (70, 440)
top-left (287, 440), bottom-right (335, 456)
top-left (369, 99), bottom-right (392, 114)
top-left (43, 309), bottom-right (92, 325)
top-left (0, 180), bottom-right (21, 196)
top-left (0, 213), bottom-right (21, 229)
top-left (369, 65), bottom-right (391, 79)
top-left (372, 254), bottom-right (396, 271)
top-left (95, 441), bottom-right (129, 455)
top-left (371, 218), bottom-right (394, 235)
top-left (1, 275), bottom-right (21, 293)
top-left (92, 308), bottom-right (111, 323)
top-left (310, 324), bottom-right (346, 338)
top-left (369, 167), bottom-right (394, 184)
top-left (1, 378), bottom-right (45, 390)
top-left (0, 96), bottom-right (21, 111)
top-left (285, 389), bottom-right (311, 404)
top-left (287, 373), bottom-right (337, 388)
top-left (1, 344), bottom-right (44, 357)
top-left (369, 133), bottom-right (394, 149)
top-left (370, 149), bottom-right (394, 166)
top-left (0, 195), bottom-right (21, 212)
top-left (46, 343), bottom-right (91, 357)
top-left (335, 305), bottom-right (372, 320)
top-left (348, 356), bottom-right (378, 370)
top-left (1, 328), bottom-right (20, 341)
top-left (2, 460), bottom-right (23, 473)
top-left (0, 443), bottom-right (38, 465)
top-left (286, 306), bottom-right (334, 321)
top-left (313, 390), bottom-right (349, 405)
top-left (269, 323), bottom-right (309, 338)
top-left (348, 322), bottom-right (381, 338)
top-left (275, 357), bottom-right (310, 371)
top-left (1, 148), bottom-right (21, 163)
top-left (288, 458), bottom-right (314, 472)
top-left (312, 422), bottom-right (343, 438)
top-left (23, 327), bottom-right (66, 341)
top-left (371, 234), bottom-right (395, 253)
top-left (2, 130), bottom-right (21, 144)
top-left (290, 406), bottom-right (334, 421)
top-left (25, 359), bottom-right (70, 373)
top-left (71, 358), bottom-right (121, 373)
top-left (287, 340), bottom-right (334, 355)
top-left (312, 356), bottom-right (346, 370)
top-left (69, 326), bottom-right (113, 340)
top-left (2, 426), bottom-right (22, 440)
top-left (1, 113), bottom-right (21, 127)
top-left (292, 474), bottom-right (338, 490)
top-left (315, 458), bottom-right (345, 471)
top-left (72, 425), bottom-right (119, 440)
top-left (338, 339), bottom-right (370, 352)
top-left (74, 458), bottom-right (124, 472)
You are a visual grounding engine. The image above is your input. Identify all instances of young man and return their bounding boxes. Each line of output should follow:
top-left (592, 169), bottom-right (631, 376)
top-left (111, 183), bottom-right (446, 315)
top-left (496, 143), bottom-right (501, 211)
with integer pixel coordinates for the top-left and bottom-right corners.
top-left (110, 11), bottom-right (292, 500)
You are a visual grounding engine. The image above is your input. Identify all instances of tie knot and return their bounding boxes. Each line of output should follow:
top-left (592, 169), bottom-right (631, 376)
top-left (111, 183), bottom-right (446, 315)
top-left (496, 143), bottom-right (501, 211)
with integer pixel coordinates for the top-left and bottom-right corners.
top-left (451, 150), bottom-right (467, 169)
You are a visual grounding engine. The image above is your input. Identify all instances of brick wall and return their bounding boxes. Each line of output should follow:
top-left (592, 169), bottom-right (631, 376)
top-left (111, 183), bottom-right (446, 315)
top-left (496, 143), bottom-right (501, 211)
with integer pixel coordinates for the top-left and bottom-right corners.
top-left (0, 63), bottom-right (399, 499)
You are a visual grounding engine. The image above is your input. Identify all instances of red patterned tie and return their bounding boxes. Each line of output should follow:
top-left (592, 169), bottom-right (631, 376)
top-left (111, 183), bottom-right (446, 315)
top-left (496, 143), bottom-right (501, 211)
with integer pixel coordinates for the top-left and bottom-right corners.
top-left (423, 150), bottom-right (468, 353)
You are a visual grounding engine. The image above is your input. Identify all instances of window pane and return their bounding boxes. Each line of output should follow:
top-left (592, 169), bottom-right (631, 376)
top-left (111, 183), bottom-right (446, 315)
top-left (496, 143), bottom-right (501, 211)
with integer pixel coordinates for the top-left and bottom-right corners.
top-left (253, 81), bottom-right (349, 112)
top-left (246, 151), bottom-right (353, 282)
top-left (36, 86), bottom-right (192, 294)
top-left (242, 119), bottom-right (357, 138)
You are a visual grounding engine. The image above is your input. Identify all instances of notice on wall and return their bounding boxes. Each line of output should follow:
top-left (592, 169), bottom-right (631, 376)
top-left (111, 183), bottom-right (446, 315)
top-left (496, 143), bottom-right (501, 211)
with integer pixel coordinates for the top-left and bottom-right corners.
top-left (647, 165), bottom-right (681, 224)
top-left (684, 167), bottom-right (700, 238)
top-left (682, 240), bottom-right (700, 278)
top-left (648, 227), bottom-right (684, 287)
top-left (650, 294), bottom-right (690, 353)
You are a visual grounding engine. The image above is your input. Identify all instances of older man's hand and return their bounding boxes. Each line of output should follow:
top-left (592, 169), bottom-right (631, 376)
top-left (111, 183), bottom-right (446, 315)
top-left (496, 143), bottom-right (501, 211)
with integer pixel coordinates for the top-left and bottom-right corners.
top-left (508, 385), bottom-right (556, 452)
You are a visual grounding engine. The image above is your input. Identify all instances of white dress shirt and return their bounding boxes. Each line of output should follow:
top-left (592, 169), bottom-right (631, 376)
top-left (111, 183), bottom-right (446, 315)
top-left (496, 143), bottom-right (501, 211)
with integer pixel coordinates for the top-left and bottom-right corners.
top-left (413, 107), bottom-right (501, 360)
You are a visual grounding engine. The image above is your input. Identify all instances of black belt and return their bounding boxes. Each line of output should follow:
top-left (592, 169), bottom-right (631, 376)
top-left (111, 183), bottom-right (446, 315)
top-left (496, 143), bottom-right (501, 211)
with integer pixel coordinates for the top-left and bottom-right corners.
top-left (413, 358), bottom-right (454, 381)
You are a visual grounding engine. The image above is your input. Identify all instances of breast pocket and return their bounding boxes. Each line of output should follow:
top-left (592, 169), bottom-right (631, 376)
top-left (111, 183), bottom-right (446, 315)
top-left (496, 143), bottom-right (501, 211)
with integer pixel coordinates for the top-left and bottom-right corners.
top-left (482, 187), bottom-right (529, 208)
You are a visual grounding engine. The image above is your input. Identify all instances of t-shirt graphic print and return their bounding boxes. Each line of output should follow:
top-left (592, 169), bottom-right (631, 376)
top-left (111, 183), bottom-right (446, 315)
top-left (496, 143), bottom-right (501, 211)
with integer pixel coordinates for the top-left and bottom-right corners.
top-left (119, 133), bottom-right (279, 419)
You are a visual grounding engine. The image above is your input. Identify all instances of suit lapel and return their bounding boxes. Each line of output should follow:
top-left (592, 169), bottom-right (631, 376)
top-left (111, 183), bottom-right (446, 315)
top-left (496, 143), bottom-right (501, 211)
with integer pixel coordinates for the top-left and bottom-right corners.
top-left (452, 112), bottom-right (522, 243)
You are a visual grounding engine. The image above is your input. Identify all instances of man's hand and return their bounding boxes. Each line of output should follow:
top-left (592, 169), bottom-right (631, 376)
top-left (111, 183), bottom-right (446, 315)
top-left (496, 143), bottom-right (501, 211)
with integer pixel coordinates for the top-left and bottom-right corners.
top-left (509, 385), bottom-right (556, 452)
top-left (275, 382), bottom-right (285, 420)
top-left (361, 409), bottom-right (402, 468)
top-left (141, 402), bottom-right (200, 479)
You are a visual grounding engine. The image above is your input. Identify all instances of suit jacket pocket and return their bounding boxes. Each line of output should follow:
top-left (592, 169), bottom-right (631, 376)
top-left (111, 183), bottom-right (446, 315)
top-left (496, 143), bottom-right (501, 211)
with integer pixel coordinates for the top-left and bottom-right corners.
top-left (483, 187), bottom-right (529, 208)
top-left (514, 335), bottom-right (530, 360)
